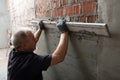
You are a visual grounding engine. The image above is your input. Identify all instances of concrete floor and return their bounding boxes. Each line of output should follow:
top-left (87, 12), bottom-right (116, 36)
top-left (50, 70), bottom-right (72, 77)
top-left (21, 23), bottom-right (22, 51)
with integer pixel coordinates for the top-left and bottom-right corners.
top-left (0, 57), bottom-right (8, 80)
top-left (0, 48), bottom-right (10, 80)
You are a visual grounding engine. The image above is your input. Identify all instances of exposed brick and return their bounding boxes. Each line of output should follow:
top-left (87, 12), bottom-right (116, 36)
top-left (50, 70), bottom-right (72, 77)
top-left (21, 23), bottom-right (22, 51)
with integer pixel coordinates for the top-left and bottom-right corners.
top-left (65, 6), bottom-right (74, 15)
top-left (61, 0), bottom-right (66, 6)
top-left (82, 0), bottom-right (97, 2)
top-left (45, 10), bottom-right (51, 17)
top-left (74, 0), bottom-right (79, 3)
top-left (53, 9), bottom-right (57, 16)
top-left (8, 0), bottom-right (98, 25)
top-left (79, 16), bottom-right (88, 22)
top-left (78, 15), bottom-right (97, 22)
top-left (82, 1), bottom-right (97, 14)
top-left (36, 0), bottom-right (98, 22)
top-left (63, 8), bottom-right (66, 16)
top-left (74, 4), bottom-right (80, 14)
top-left (87, 15), bottom-right (97, 22)
top-left (53, 8), bottom-right (63, 16)
top-left (50, 1), bottom-right (55, 9)
top-left (58, 8), bottom-right (63, 16)
top-left (56, 0), bottom-right (61, 7)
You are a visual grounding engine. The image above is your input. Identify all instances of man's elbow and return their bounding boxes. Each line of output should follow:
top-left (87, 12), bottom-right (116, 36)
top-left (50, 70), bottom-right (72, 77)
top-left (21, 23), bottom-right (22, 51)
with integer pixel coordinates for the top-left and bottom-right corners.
top-left (59, 57), bottom-right (65, 63)
top-left (57, 53), bottom-right (66, 63)
top-left (51, 54), bottom-right (66, 65)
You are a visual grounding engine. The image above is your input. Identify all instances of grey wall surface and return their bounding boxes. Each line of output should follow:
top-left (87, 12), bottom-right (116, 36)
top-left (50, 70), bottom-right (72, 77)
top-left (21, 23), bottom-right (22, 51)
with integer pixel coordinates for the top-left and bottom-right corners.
top-left (0, 0), bottom-right (10, 48)
top-left (98, 0), bottom-right (120, 80)
top-left (35, 0), bottom-right (120, 80)
top-left (36, 29), bottom-right (103, 80)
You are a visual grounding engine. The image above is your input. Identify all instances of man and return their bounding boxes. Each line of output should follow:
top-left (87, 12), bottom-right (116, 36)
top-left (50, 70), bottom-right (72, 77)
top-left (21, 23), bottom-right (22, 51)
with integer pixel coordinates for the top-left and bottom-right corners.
top-left (7, 20), bottom-right (69, 80)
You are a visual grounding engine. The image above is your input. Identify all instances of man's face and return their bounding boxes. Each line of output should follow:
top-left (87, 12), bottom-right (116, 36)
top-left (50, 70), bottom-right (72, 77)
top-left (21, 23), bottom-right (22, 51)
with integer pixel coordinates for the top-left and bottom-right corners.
top-left (25, 31), bottom-right (36, 52)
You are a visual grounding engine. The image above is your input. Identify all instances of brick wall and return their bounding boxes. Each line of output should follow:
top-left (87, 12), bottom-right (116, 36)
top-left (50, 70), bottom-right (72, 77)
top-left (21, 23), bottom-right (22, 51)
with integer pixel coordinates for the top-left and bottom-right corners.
top-left (8, 0), bottom-right (98, 30)
top-left (36, 0), bottom-right (98, 22)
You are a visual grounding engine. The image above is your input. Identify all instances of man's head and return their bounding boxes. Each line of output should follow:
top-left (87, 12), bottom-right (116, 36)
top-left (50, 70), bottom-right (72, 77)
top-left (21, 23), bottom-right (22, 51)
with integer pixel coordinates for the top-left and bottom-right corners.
top-left (12, 28), bottom-right (36, 52)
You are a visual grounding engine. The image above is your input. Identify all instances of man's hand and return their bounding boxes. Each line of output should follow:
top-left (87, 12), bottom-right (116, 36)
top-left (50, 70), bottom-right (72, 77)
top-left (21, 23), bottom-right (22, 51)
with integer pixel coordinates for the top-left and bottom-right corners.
top-left (56, 20), bottom-right (69, 33)
top-left (39, 20), bottom-right (45, 30)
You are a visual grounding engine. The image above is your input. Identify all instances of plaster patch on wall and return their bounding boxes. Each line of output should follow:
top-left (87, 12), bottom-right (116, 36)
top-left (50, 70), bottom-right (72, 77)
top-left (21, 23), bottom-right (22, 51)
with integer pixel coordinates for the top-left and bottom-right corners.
top-left (70, 30), bottom-right (99, 41)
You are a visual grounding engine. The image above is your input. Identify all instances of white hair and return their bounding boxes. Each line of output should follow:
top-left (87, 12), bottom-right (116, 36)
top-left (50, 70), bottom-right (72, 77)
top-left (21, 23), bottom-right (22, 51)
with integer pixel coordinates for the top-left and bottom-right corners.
top-left (11, 27), bottom-right (32, 49)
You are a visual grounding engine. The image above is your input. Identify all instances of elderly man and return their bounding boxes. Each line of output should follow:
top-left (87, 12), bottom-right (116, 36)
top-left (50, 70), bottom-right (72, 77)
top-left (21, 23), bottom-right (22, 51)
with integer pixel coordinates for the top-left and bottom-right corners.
top-left (7, 20), bottom-right (69, 80)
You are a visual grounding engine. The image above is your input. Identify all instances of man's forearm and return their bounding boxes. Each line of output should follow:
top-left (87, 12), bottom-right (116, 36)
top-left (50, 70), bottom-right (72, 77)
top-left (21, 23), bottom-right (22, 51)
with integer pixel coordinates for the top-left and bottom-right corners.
top-left (57, 32), bottom-right (69, 57)
top-left (34, 29), bottom-right (42, 43)
top-left (51, 32), bottom-right (69, 65)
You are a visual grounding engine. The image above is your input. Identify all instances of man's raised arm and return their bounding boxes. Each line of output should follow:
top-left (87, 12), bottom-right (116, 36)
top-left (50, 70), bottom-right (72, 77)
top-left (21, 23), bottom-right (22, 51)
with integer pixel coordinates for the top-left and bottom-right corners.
top-left (34, 21), bottom-right (45, 43)
top-left (51, 20), bottom-right (69, 65)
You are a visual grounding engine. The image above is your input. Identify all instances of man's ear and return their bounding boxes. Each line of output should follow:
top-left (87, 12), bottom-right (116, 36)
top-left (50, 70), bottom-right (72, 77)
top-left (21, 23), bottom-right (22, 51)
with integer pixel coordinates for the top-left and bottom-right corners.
top-left (23, 43), bottom-right (27, 49)
top-left (34, 38), bottom-right (36, 43)
top-left (20, 42), bottom-right (27, 51)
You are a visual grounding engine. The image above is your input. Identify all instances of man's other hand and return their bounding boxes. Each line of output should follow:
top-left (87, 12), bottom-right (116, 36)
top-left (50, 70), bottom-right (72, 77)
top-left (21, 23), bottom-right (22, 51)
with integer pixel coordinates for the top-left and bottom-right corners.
top-left (39, 20), bottom-right (45, 30)
top-left (56, 20), bottom-right (69, 33)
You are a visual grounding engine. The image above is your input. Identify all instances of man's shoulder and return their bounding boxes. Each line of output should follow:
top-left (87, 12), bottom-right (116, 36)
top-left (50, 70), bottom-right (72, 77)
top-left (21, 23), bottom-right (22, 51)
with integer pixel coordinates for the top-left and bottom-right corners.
top-left (32, 53), bottom-right (51, 60)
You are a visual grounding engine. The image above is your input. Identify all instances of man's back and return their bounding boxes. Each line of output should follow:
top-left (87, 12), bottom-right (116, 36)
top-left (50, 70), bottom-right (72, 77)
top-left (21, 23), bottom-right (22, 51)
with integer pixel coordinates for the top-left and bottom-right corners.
top-left (7, 48), bottom-right (51, 80)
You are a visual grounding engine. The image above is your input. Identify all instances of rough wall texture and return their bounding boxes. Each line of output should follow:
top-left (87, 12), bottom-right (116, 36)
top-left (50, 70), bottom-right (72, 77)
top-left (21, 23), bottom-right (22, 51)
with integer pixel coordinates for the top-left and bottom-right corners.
top-left (98, 0), bottom-right (120, 80)
top-left (36, 29), bottom-right (102, 80)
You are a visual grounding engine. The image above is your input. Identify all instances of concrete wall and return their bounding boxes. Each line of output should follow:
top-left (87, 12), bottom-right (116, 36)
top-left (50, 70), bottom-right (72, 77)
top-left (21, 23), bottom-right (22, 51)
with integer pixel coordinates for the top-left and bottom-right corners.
top-left (36, 29), bottom-right (101, 80)
top-left (36, 0), bottom-right (120, 80)
top-left (0, 0), bottom-right (10, 48)
top-left (98, 0), bottom-right (120, 80)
